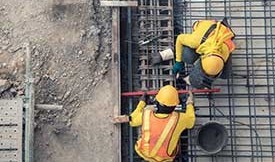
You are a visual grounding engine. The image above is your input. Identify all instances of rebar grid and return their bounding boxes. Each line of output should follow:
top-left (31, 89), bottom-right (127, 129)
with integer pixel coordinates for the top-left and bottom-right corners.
top-left (134, 0), bottom-right (175, 90)
top-left (122, 0), bottom-right (175, 161)
top-left (174, 0), bottom-right (275, 162)
top-left (122, 0), bottom-right (275, 162)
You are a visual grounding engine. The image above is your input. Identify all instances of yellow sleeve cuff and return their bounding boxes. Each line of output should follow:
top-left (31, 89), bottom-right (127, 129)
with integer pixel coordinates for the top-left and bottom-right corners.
top-left (138, 100), bottom-right (146, 108)
top-left (176, 58), bottom-right (182, 62)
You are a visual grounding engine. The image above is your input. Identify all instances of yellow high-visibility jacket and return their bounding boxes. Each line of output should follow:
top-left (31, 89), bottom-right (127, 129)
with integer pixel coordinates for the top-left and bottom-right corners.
top-left (175, 20), bottom-right (235, 63)
top-left (130, 101), bottom-right (195, 162)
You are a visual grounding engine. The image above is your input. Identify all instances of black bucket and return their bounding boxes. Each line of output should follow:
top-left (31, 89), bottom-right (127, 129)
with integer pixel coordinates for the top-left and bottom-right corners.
top-left (196, 121), bottom-right (228, 155)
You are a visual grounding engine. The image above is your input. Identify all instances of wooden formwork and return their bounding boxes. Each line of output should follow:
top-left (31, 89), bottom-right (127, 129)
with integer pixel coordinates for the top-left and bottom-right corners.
top-left (0, 99), bottom-right (23, 162)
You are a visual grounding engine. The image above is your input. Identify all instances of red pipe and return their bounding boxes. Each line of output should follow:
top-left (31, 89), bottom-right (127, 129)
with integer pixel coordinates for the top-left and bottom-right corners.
top-left (121, 88), bottom-right (220, 96)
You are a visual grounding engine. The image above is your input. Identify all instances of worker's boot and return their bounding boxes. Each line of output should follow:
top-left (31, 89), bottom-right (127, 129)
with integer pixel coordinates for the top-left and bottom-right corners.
top-left (151, 48), bottom-right (174, 65)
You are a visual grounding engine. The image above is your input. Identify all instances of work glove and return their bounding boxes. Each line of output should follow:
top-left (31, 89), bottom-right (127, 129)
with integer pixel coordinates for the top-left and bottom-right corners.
top-left (186, 91), bottom-right (194, 105)
top-left (151, 48), bottom-right (174, 65)
top-left (172, 61), bottom-right (184, 74)
top-left (139, 92), bottom-right (148, 103)
top-left (183, 76), bottom-right (191, 86)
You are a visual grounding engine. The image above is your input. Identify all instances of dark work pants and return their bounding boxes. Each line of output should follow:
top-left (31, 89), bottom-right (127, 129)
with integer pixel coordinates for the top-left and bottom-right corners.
top-left (182, 46), bottom-right (200, 64)
top-left (182, 46), bottom-right (231, 79)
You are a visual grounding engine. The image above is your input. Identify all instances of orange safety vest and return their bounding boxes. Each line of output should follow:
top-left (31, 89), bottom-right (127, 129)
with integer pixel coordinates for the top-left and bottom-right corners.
top-left (214, 24), bottom-right (235, 53)
top-left (204, 23), bottom-right (235, 53)
top-left (223, 34), bottom-right (235, 53)
top-left (194, 20), bottom-right (235, 54)
top-left (196, 21), bottom-right (236, 62)
top-left (135, 109), bottom-right (179, 162)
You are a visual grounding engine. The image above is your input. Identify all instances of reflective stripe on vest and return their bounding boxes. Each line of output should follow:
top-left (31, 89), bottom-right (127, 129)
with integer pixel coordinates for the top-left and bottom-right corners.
top-left (224, 38), bottom-right (235, 53)
top-left (200, 22), bottom-right (235, 53)
top-left (197, 22), bottom-right (235, 62)
top-left (143, 109), bottom-right (151, 156)
top-left (150, 112), bottom-right (178, 157)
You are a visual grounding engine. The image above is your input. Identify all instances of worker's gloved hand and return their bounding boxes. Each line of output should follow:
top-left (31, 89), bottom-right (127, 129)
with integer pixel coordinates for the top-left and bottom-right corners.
top-left (172, 61), bottom-right (184, 74)
top-left (139, 92), bottom-right (148, 103)
top-left (183, 75), bottom-right (191, 85)
top-left (186, 91), bottom-right (194, 105)
top-left (151, 48), bottom-right (174, 65)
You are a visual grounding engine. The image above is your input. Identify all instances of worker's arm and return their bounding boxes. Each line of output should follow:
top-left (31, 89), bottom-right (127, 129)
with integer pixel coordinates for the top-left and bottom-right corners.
top-left (129, 100), bottom-right (146, 127)
top-left (183, 103), bottom-right (195, 129)
top-left (181, 91), bottom-right (195, 128)
top-left (112, 100), bottom-right (146, 125)
top-left (113, 93), bottom-right (147, 126)
top-left (167, 103), bottom-right (195, 155)
top-left (175, 34), bottom-right (200, 62)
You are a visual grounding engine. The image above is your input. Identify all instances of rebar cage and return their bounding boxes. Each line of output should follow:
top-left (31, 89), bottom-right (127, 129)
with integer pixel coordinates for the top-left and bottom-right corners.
top-left (121, 0), bottom-right (275, 162)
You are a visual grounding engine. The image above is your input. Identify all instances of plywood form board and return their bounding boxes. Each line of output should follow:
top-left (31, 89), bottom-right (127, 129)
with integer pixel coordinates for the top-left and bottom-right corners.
top-left (0, 99), bottom-right (23, 162)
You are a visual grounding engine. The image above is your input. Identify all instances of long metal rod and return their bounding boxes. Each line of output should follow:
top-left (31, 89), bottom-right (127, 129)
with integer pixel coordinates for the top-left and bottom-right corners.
top-left (121, 88), bottom-right (221, 96)
top-left (226, 1), bottom-right (237, 161)
top-left (244, 2), bottom-right (255, 161)
top-left (268, 1), bottom-right (275, 160)
top-left (263, 2), bottom-right (274, 161)
top-left (127, 6), bottom-right (134, 162)
top-left (248, 1), bottom-right (261, 161)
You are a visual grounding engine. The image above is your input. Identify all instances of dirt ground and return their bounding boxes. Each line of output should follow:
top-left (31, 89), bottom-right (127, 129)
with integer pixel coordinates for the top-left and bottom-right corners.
top-left (0, 0), bottom-right (116, 161)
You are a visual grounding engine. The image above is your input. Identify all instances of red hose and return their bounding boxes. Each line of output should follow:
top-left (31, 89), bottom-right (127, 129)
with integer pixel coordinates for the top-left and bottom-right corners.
top-left (121, 88), bottom-right (220, 96)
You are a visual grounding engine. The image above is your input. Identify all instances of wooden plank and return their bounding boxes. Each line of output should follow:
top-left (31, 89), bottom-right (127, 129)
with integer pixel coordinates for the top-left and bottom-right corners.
top-left (100, 1), bottom-right (137, 7)
top-left (111, 7), bottom-right (122, 162)
top-left (24, 43), bottom-right (35, 162)
top-left (138, 6), bottom-right (172, 10)
top-left (113, 115), bottom-right (130, 124)
top-left (35, 104), bottom-right (63, 110)
top-left (53, 0), bottom-right (87, 4)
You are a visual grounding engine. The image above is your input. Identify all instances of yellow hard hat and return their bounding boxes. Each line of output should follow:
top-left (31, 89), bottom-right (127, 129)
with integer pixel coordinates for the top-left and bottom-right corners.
top-left (201, 55), bottom-right (224, 76)
top-left (155, 85), bottom-right (179, 107)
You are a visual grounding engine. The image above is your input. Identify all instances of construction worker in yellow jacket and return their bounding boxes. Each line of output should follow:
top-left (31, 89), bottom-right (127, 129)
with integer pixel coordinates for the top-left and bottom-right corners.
top-left (129, 85), bottom-right (195, 162)
top-left (172, 18), bottom-right (236, 88)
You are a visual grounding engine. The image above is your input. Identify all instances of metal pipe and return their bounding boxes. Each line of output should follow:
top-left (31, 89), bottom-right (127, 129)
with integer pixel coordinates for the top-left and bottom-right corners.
top-left (121, 88), bottom-right (221, 96)
top-left (127, 5), bottom-right (134, 162)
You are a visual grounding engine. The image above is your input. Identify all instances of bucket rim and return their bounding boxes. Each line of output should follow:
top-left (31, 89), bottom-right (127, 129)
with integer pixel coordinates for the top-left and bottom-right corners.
top-left (196, 120), bottom-right (228, 155)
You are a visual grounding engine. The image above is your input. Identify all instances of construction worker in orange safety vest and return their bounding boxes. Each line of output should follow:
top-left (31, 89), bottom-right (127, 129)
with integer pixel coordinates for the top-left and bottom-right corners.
top-left (172, 18), bottom-right (236, 89)
top-left (128, 85), bottom-right (195, 162)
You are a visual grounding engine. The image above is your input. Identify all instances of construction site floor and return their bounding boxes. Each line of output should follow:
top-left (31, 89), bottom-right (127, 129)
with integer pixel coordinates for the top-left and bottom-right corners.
top-left (0, 0), bottom-right (115, 161)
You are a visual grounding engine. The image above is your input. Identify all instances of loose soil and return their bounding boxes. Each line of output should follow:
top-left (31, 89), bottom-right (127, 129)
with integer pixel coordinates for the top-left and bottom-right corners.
top-left (0, 0), bottom-right (115, 161)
